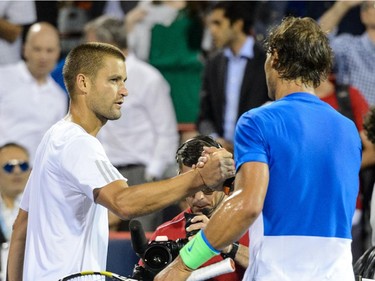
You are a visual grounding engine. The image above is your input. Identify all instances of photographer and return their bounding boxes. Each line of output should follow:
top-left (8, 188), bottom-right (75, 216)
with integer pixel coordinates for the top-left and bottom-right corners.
top-left (137, 136), bottom-right (249, 280)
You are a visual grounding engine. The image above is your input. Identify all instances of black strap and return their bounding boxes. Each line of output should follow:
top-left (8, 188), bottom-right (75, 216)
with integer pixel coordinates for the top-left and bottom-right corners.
top-left (221, 242), bottom-right (239, 260)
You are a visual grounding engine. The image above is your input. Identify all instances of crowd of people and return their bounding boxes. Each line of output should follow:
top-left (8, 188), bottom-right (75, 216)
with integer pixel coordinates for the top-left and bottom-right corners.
top-left (0, 1), bottom-right (375, 280)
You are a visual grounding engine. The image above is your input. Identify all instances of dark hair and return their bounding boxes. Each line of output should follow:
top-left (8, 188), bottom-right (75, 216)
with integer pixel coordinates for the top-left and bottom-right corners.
top-left (176, 135), bottom-right (222, 171)
top-left (212, 1), bottom-right (257, 35)
top-left (264, 16), bottom-right (333, 88)
top-left (63, 42), bottom-right (126, 96)
top-left (84, 15), bottom-right (128, 50)
top-left (364, 107), bottom-right (375, 144)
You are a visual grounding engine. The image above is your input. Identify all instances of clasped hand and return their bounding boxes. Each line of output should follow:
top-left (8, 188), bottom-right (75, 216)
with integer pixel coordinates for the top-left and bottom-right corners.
top-left (195, 147), bottom-right (235, 190)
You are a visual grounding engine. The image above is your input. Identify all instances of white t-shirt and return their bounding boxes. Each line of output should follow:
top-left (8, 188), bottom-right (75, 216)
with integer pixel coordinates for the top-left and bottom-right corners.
top-left (20, 120), bottom-right (126, 281)
top-left (0, 61), bottom-right (68, 163)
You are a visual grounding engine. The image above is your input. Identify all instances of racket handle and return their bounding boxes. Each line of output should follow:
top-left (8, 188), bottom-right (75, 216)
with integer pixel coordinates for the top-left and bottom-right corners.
top-left (187, 258), bottom-right (235, 281)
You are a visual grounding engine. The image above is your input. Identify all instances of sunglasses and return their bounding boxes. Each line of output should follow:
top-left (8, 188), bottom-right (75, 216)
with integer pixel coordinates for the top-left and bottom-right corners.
top-left (2, 160), bottom-right (30, 173)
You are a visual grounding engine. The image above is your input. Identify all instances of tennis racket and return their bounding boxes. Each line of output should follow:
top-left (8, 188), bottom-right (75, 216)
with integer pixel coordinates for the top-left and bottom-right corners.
top-left (59, 258), bottom-right (235, 281)
top-left (58, 271), bottom-right (138, 280)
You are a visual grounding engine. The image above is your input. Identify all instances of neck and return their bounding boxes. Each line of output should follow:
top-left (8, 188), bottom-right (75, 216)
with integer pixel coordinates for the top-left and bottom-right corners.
top-left (229, 34), bottom-right (247, 56)
top-left (367, 28), bottom-right (375, 43)
top-left (27, 64), bottom-right (48, 85)
top-left (274, 79), bottom-right (316, 100)
top-left (1, 194), bottom-right (15, 209)
top-left (66, 102), bottom-right (104, 137)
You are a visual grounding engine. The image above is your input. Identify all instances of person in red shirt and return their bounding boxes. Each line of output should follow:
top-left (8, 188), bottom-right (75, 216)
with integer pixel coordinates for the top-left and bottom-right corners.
top-left (137, 135), bottom-right (249, 281)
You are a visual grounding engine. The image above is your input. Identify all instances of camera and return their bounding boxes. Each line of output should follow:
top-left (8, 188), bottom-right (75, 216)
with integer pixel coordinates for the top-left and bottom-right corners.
top-left (130, 214), bottom-right (201, 280)
top-left (143, 237), bottom-right (188, 273)
top-left (131, 237), bottom-right (188, 281)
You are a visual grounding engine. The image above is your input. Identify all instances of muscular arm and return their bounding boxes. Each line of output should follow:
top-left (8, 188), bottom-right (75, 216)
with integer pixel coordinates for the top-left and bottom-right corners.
top-left (95, 149), bottom-right (235, 220)
top-left (319, 1), bottom-right (362, 33)
top-left (0, 19), bottom-right (23, 43)
top-left (7, 209), bottom-right (28, 281)
top-left (204, 162), bottom-right (268, 250)
top-left (155, 161), bottom-right (269, 281)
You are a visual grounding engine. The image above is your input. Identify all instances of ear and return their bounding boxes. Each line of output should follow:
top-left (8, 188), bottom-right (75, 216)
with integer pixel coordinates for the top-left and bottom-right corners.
top-left (270, 51), bottom-right (279, 68)
top-left (76, 74), bottom-right (89, 93)
top-left (233, 18), bottom-right (244, 33)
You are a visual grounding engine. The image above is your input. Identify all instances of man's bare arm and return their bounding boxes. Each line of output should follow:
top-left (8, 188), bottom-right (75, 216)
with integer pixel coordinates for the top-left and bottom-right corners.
top-left (319, 1), bottom-right (362, 33)
top-left (95, 148), bottom-right (235, 220)
top-left (154, 161), bottom-right (269, 281)
top-left (7, 209), bottom-right (28, 281)
top-left (0, 19), bottom-right (23, 43)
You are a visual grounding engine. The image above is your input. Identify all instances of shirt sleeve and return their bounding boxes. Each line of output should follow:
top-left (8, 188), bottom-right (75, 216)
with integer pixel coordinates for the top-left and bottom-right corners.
top-left (234, 111), bottom-right (269, 171)
top-left (61, 135), bottom-right (126, 201)
top-left (5, 1), bottom-right (36, 24)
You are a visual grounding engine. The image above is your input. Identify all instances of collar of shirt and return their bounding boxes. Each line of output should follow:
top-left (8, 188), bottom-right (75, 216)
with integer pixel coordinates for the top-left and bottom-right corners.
top-left (224, 36), bottom-right (255, 60)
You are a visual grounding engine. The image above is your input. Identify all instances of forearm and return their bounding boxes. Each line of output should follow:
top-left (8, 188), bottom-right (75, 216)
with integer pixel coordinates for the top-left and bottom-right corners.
top-left (0, 19), bottom-right (22, 43)
top-left (233, 244), bottom-right (248, 269)
top-left (7, 210), bottom-right (28, 281)
top-left (319, 2), bottom-right (353, 33)
top-left (204, 193), bottom-right (257, 251)
top-left (98, 169), bottom-right (206, 219)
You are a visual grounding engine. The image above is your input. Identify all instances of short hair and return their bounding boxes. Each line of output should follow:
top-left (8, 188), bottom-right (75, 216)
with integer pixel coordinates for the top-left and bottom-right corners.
top-left (264, 16), bottom-right (333, 88)
top-left (212, 1), bottom-right (257, 35)
top-left (364, 107), bottom-right (375, 144)
top-left (0, 143), bottom-right (29, 156)
top-left (63, 42), bottom-right (126, 96)
top-left (176, 135), bottom-right (222, 171)
top-left (84, 15), bottom-right (128, 50)
top-left (361, 1), bottom-right (375, 11)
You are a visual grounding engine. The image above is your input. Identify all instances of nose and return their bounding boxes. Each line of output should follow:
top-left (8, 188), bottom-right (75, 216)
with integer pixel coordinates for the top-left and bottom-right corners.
top-left (119, 83), bottom-right (128, 97)
top-left (193, 191), bottom-right (205, 200)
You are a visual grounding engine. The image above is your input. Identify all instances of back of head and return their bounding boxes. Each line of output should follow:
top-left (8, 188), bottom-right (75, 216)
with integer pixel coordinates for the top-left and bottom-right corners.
top-left (63, 42), bottom-right (125, 97)
top-left (84, 15), bottom-right (128, 50)
top-left (176, 135), bottom-right (221, 171)
top-left (212, 1), bottom-right (257, 35)
top-left (264, 16), bottom-right (333, 88)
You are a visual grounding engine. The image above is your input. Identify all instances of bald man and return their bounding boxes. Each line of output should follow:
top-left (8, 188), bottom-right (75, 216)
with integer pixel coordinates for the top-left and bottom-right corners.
top-left (0, 22), bottom-right (68, 163)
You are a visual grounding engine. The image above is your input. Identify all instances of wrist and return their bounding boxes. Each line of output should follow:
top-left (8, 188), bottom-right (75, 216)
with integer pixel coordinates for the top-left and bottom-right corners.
top-left (180, 230), bottom-right (220, 270)
top-left (221, 242), bottom-right (239, 260)
top-left (195, 168), bottom-right (208, 188)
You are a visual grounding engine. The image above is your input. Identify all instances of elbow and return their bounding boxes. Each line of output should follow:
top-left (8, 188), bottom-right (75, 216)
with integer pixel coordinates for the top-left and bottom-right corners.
top-left (241, 199), bottom-right (263, 223)
top-left (112, 196), bottom-right (139, 221)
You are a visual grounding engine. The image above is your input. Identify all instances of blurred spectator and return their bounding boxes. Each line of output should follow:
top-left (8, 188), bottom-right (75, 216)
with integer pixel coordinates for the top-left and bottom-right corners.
top-left (0, 1), bottom-right (36, 65)
top-left (319, 0), bottom-right (375, 106)
top-left (320, 1), bottom-right (375, 260)
top-left (0, 143), bottom-right (31, 244)
top-left (0, 22), bottom-right (68, 163)
top-left (126, 1), bottom-right (208, 143)
top-left (197, 1), bottom-right (269, 153)
top-left (315, 74), bottom-right (369, 262)
top-left (135, 135), bottom-right (249, 281)
top-left (84, 15), bottom-right (179, 231)
top-left (315, 75), bottom-right (369, 132)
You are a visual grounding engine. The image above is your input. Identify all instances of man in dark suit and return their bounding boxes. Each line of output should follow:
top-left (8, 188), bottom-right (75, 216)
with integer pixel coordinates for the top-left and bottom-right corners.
top-left (197, 1), bottom-right (269, 153)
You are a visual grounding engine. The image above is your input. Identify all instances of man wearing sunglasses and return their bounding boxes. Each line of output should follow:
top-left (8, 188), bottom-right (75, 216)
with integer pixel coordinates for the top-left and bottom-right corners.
top-left (137, 136), bottom-right (249, 281)
top-left (0, 143), bottom-right (30, 244)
